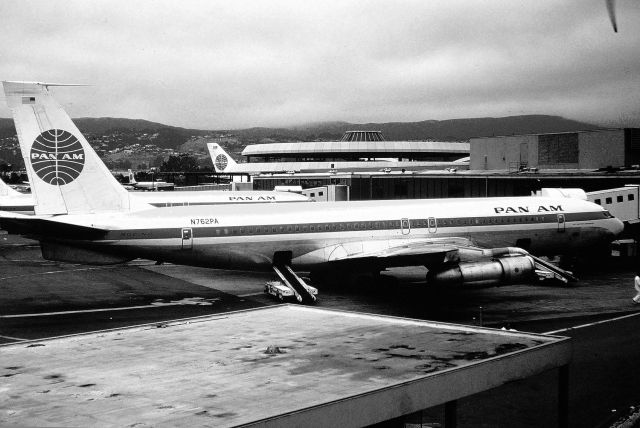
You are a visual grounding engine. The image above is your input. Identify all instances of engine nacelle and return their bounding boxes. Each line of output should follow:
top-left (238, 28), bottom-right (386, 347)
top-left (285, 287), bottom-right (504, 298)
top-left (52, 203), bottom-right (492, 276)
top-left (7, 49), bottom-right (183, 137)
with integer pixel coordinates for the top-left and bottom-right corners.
top-left (427, 256), bottom-right (536, 287)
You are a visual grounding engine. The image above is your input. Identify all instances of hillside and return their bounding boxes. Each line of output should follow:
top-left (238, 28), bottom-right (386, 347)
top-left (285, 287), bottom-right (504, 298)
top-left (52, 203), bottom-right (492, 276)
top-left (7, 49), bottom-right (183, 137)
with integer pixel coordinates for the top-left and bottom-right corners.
top-left (0, 115), bottom-right (600, 150)
top-left (0, 117), bottom-right (209, 150)
top-left (267, 115), bottom-right (600, 141)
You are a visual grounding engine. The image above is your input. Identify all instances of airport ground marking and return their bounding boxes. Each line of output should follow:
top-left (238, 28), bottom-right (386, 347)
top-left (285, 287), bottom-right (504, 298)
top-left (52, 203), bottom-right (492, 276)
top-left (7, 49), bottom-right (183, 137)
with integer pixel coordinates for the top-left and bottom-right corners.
top-left (544, 311), bottom-right (640, 335)
top-left (0, 334), bottom-right (28, 341)
top-left (238, 292), bottom-right (266, 297)
top-left (0, 303), bottom-right (213, 319)
top-left (0, 266), bottom-right (118, 281)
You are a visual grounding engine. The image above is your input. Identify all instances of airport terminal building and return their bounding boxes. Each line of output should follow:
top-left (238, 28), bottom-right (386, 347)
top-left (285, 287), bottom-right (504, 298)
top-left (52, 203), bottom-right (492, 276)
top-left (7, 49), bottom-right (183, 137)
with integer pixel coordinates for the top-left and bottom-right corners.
top-left (243, 130), bottom-right (469, 163)
top-left (471, 128), bottom-right (640, 171)
top-left (252, 128), bottom-right (640, 200)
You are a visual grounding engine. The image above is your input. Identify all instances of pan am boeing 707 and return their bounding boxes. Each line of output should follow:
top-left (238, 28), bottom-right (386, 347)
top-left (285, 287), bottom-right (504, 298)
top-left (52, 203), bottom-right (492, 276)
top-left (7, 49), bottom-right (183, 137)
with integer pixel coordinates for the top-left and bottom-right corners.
top-left (0, 81), bottom-right (624, 302)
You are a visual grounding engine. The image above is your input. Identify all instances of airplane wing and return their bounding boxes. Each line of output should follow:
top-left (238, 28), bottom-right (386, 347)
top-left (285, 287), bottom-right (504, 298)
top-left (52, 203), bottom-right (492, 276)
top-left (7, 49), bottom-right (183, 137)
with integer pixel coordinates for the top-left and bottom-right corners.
top-left (319, 236), bottom-right (576, 284)
top-left (327, 237), bottom-right (473, 268)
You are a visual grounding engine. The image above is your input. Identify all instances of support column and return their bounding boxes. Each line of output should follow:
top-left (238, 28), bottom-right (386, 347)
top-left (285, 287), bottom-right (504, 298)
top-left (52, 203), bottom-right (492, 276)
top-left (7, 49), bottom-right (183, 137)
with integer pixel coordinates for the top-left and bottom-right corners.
top-left (445, 400), bottom-right (457, 428)
top-left (559, 364), bottom-right (569, 428)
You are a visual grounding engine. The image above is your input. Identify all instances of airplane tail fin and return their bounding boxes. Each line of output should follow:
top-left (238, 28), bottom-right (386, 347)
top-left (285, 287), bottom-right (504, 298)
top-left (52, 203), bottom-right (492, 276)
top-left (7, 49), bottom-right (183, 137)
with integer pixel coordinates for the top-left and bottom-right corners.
top-left (207, 142), bottom-right (238, 173)
top-left (0, 178), bottom-right (21, 197)
top-left (2, 81), bottom-right (145, 215)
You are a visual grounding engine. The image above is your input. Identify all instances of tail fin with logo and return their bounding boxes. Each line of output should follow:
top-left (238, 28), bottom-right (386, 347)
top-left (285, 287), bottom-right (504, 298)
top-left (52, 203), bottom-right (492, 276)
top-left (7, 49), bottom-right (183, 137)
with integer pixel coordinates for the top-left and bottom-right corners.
top-left (0, 178), bottom-right (21, 197)
top-left (2, 81), bottom-right (145, 215)
top-left (207, 142), bottom-right (239, 173)
top-left (127, 169), bottom-right (137, 185)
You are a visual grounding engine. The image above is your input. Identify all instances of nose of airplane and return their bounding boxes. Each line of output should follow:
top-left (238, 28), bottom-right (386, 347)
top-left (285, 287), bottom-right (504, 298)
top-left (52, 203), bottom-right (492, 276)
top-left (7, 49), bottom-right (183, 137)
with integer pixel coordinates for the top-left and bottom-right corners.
top-left (611, 217), bottom-right (625, 236)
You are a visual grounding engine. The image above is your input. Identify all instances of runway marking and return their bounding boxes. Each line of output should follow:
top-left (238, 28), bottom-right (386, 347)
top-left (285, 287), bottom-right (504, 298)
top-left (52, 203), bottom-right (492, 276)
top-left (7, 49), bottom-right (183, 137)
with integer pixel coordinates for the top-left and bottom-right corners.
top-left (238, 292), bottom-right (265, 297)
top-left (0, 334), bottom-right (28, 341)
top-left (545, 311), bottom-right (640, 335)
top-left (0, 266), bottom-right (115, 281)
top-left (0, 301), bottom-right (217, 319)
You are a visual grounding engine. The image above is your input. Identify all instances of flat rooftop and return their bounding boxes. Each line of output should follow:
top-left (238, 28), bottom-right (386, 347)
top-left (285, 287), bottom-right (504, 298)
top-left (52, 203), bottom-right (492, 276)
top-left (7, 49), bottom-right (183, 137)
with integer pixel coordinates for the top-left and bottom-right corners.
top-left (1, 305), bottom-right (570, 427)
top-left (241, 141), bottom-right (470, 157)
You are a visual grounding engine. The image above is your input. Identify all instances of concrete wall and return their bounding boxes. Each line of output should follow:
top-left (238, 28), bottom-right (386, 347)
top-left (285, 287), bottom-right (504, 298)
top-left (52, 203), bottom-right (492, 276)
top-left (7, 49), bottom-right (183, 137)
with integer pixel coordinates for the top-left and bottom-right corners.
top-left (471, 129), bottom-right (627, 171)
top-left (470, 135), bottom-right (537, 170)
top-left (579, 129), bottom-right (625, 169)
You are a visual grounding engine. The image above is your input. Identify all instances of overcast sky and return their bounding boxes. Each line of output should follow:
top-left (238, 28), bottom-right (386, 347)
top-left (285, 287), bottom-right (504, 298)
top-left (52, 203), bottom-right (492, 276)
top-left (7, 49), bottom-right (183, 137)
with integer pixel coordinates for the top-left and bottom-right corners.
top-left (1, 0), bottom-right (639, 129)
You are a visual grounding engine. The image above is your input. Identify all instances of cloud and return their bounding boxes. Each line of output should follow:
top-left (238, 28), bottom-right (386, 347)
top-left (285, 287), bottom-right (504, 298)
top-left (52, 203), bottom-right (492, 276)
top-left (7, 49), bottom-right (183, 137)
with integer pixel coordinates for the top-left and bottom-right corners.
top-left (1, 0), bottom-right (639, 129)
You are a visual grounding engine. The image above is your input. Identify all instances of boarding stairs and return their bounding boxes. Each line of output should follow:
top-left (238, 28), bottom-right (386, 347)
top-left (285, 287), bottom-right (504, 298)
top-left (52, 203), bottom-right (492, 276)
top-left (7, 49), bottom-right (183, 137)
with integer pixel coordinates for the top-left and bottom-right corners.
top-left (272, 264), bottom-right (317, 304)
top-left (529, 255), bottom-right (577, 284)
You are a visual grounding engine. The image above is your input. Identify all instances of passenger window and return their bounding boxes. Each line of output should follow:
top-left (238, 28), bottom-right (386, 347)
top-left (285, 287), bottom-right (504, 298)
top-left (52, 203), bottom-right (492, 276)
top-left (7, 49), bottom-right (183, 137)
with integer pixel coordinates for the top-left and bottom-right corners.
top-left (606, 197), bottom-right (612, 204)
top-left (629, 194), bottom-right (635, 201)
top-left (617, 195), bottom-right (623, 203)
top-left (594, 199), bottom-right (601, 205)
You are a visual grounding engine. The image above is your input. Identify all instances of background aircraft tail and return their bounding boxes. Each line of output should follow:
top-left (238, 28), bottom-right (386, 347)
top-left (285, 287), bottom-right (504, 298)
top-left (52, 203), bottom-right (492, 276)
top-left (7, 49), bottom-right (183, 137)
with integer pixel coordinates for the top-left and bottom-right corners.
top-left (0, 178), bottom-right (21, 197)
top-left (127, 169), bottom-right (137, 184)
top-left (207, 142), bottom-right (239, 173)
top-left (2, 81), bottom-right (143, 215)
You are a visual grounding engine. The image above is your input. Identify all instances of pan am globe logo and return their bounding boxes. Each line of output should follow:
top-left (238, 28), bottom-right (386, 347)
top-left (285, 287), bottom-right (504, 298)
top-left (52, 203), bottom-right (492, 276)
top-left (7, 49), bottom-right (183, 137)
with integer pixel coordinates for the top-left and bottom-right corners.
top-left (30, 129), bottom-right (85, 185)
top-left (215, 154), bottom-right (228, 171)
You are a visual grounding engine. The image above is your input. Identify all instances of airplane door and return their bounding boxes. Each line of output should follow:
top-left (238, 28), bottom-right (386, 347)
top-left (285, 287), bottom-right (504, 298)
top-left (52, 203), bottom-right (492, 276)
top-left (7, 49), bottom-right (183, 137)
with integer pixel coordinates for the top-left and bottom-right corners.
top-left (428, 217), bottom-right (437, 233)
top-left (401, 218), bottom-right (411, 235)
top-left (557, 214), bottom-right (565, 232)
top-left (181, 228), bottom-right (193, 249)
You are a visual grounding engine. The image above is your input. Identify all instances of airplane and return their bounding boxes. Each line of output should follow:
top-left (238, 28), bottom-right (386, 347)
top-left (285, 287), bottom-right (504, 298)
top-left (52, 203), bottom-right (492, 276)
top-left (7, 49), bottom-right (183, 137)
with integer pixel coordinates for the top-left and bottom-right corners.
top-left (207, 143), bottom-right (469, 175)
top-left (0, 81), bottom-right (625, 303)
top-left (0, 178), bottom-right (34, 214)
top-left (126, 169), bottom-right (175, 191)
top-left (606, 0), bottom-right (617, 32)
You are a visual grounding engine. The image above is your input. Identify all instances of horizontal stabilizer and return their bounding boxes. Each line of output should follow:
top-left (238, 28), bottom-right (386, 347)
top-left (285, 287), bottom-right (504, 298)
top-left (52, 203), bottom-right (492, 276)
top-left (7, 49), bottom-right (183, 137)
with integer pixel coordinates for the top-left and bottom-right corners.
top-left (3, 81), bottom-right (90, 88)
top-left (0, 212), bottom-right (107, 240)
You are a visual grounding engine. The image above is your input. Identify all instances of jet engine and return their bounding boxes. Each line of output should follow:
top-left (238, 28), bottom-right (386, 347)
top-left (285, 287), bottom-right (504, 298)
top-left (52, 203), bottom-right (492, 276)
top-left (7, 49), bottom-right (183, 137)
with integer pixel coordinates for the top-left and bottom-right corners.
top-left (427, 256), bottom-right (536, 287)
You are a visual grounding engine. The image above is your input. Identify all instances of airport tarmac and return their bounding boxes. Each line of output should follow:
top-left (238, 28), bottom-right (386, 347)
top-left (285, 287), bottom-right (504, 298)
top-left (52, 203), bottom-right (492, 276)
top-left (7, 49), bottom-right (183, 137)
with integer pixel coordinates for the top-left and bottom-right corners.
top-left (1, 231), bottom-right (640, 427)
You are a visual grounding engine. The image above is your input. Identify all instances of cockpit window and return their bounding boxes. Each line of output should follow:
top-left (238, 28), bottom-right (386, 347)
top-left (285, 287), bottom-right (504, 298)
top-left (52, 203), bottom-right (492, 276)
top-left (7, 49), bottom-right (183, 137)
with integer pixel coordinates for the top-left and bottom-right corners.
top-left (603, 210), bottom-right (613, 218)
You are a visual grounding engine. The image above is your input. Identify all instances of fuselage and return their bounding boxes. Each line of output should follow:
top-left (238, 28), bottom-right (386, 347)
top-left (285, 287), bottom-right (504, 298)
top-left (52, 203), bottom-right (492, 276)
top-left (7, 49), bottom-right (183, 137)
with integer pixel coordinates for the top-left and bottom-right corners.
top-left (0, 194), bottom-right (35, 215)
top-left (0, 190), bottom-right (309, 215)
top-left (50, 196), bottom-right (624, 270)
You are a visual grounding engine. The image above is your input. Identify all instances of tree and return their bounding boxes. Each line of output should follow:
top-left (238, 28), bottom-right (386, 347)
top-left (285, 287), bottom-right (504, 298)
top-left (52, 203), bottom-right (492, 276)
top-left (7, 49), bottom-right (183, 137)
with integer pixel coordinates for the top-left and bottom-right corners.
top-left (160, 154), bottom-right (199, 172)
